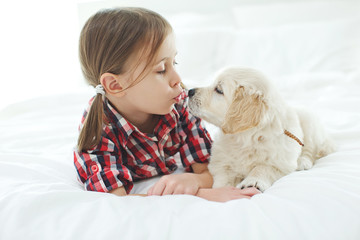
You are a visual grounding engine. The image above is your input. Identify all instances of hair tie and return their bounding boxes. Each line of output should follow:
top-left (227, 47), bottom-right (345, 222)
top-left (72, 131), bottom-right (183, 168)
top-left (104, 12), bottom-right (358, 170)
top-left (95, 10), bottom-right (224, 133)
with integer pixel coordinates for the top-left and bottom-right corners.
top-left (95, 84), bottom-right (105, 96)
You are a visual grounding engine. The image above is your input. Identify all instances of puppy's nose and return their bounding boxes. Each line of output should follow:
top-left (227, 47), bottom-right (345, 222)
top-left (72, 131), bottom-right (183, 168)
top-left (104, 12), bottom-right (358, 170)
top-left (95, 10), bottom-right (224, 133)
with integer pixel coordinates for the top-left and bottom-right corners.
top-left (188, 88), bottom-right (196, 97)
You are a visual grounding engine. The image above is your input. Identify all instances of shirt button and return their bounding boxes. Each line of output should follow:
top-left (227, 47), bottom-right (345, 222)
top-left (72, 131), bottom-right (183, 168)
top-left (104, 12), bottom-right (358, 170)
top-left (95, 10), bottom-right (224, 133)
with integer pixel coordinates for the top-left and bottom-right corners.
top-left (91, 164), bottom-right (99, 173)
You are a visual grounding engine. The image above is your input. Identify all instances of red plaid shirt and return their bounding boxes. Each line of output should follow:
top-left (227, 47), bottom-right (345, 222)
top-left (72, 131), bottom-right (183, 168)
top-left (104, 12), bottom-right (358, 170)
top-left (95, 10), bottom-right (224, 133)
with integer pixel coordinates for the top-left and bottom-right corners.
top-left (73, 92), bottom-right (212, 194)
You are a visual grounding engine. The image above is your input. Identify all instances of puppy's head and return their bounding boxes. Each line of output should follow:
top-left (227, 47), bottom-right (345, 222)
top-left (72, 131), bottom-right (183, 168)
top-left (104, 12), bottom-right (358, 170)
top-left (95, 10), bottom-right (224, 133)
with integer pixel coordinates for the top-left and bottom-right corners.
top-left (188, 67), bottom-right (271, 134)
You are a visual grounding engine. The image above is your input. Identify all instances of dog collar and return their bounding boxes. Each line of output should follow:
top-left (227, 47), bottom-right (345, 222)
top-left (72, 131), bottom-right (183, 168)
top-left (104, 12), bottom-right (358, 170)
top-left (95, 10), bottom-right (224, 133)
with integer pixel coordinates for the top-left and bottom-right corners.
top-left (284, 130), bottom-right (304, 147)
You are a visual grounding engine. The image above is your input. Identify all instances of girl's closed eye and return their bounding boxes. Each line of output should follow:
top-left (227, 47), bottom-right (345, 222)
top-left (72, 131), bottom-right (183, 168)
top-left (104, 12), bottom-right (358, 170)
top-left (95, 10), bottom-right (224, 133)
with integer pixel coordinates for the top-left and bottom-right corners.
top-left (156, 60), bottom-right (178, 75)
top-left (157, 68), bottom-right (166, 74)
top-left (156, 63), bottom-right (166, 74)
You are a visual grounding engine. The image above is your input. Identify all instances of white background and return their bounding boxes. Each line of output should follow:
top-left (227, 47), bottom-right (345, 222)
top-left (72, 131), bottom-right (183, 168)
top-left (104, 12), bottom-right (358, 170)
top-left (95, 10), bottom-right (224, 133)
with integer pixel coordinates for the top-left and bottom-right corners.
top-left (1, 0), bottom-right (359, 111)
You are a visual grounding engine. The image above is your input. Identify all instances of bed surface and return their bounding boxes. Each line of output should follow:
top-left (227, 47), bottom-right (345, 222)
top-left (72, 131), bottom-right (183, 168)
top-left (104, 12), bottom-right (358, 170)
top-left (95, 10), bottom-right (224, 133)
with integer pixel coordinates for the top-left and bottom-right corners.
top-left (1, 73), bottom-right (359, 239)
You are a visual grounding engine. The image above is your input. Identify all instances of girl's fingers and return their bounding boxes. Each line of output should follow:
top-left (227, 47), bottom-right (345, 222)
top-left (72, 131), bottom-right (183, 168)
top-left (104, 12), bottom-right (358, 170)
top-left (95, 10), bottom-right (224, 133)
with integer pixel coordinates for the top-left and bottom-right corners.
top-left (172, 186), bottom-right (185, 195)
top-left (147, 186), bottom-right (156, 196)
top-left (147, 186), bottom-right (153, 195)
top-left (148, 181), bottom-right (166, 196)
top-left (148, 174), bottom-right (201, 196)
top-left (162, 184), bottom-right (175, 195)
top-left (239, 187), bottom-right (262, 196)
top-left (236, 195), bottom-right (251, 199)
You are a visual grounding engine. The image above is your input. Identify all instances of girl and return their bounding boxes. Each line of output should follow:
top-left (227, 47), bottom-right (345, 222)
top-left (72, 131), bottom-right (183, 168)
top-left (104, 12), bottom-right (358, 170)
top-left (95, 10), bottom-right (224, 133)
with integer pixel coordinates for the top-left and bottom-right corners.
top-left (74, 7), bottom-right (260, 202)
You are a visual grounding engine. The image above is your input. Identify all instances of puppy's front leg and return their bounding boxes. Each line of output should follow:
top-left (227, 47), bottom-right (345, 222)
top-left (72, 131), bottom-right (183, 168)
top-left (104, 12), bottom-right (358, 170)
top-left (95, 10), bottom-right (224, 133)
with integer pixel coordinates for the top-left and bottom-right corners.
top-left (236, 164), bottom-right (285, 192)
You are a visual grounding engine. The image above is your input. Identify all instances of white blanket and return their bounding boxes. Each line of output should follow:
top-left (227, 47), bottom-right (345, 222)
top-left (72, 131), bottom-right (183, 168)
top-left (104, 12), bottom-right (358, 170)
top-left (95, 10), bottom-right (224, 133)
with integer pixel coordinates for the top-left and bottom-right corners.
top-left (1, 1), bottom-right (360, 239)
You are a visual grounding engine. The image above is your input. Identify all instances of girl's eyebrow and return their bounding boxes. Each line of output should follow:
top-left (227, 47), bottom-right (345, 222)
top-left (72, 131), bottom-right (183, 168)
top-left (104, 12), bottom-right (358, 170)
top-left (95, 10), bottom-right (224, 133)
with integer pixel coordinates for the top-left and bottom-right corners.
top-left (156, 52), bottom-right (178, 64)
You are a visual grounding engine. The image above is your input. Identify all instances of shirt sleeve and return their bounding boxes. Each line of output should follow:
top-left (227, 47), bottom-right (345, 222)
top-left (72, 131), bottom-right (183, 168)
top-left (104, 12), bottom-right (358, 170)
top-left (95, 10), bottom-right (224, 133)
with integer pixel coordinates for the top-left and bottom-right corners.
top-left (176, 97), bottom-right (213, 172)
top-left (73, 134), bottom-right (134, 194)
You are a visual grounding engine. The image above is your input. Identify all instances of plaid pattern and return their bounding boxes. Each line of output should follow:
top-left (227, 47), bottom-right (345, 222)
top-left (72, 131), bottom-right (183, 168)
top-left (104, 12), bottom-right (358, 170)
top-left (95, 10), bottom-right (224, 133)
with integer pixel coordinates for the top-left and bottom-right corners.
top-left (73, 92), bottom-right (212, 194)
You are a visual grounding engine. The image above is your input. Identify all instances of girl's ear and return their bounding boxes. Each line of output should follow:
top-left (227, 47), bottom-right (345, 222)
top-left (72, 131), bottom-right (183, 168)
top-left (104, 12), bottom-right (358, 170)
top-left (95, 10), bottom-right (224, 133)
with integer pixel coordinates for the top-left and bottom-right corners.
top-left (100, 73), bottom-right (125, 97)
top-left (221, 87), bottom-right (265, 134)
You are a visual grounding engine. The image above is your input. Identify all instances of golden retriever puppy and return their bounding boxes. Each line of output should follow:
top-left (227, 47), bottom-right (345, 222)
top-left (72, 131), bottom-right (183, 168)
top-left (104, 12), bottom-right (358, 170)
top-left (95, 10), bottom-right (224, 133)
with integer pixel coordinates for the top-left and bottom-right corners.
top-left (188, 67), bottom-right (336, 191)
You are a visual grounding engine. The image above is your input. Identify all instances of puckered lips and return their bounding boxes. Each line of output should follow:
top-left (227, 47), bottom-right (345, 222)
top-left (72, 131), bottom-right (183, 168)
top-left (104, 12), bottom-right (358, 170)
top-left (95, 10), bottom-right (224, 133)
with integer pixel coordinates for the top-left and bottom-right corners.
top-left (173, 90), bottom-right (184, 103)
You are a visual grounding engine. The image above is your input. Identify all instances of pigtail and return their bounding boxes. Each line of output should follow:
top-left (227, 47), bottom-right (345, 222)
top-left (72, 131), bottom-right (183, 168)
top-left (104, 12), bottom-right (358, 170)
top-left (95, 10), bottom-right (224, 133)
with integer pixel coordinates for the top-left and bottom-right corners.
top-left (77, 93), bottom-right (104, 152)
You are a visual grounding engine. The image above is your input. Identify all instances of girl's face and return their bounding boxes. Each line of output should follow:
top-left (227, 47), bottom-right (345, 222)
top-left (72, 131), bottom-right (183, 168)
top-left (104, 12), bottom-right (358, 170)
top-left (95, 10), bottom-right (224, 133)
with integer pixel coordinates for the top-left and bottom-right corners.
top-left (120, 33), bottom-right (183, 116)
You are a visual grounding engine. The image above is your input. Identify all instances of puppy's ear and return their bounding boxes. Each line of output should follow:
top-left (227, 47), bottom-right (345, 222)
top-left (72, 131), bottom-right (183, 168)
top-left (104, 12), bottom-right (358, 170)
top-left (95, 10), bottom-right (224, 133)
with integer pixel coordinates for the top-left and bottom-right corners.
top-left (221, 87), bottom-right (265, 134)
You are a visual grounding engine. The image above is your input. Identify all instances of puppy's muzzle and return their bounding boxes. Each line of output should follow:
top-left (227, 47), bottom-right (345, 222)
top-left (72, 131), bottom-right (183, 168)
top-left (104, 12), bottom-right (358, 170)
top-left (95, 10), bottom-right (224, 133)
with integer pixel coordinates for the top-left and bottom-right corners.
top-left (187, 88), bottom-right (200, 116)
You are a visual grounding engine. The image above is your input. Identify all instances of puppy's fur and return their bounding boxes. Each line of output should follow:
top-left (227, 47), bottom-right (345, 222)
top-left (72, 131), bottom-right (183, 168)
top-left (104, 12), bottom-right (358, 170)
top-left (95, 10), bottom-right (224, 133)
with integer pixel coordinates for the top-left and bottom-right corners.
top-left (188, 67), bottom-right (336, 191)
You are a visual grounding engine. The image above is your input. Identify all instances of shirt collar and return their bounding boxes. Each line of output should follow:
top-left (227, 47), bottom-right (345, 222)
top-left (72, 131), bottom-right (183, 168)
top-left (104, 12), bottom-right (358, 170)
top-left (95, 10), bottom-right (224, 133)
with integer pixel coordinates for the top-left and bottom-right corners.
top-left (103, 98), bottom-right (181, 147)
top-left (153, 105), bottom-right (179, 138)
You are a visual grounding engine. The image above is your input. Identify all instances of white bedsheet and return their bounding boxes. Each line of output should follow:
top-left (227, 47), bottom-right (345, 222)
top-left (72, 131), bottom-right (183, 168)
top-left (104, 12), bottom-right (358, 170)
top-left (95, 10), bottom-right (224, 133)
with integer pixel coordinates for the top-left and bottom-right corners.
top-left (1, 1), bottom-right (360, 239)
top-left (1, 71), bottom-right (360, 239)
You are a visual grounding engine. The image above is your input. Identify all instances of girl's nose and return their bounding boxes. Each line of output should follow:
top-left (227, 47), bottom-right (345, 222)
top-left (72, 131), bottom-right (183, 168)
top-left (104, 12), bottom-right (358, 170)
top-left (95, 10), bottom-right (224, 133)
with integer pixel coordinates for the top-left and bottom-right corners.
top-left (170, 70), bottom-right (181, 87)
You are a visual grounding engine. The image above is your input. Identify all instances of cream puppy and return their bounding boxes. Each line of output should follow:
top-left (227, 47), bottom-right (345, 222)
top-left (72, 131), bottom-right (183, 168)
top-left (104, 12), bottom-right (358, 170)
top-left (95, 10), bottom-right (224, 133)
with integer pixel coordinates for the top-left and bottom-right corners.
top-left (188, 67), bottom-right (335, 191)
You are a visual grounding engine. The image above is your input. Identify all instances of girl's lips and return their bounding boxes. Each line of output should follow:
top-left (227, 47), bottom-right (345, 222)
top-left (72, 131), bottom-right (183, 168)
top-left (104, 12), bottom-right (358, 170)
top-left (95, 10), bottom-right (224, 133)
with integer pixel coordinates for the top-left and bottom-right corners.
top-left (173, 92), bottom-right (183, 103)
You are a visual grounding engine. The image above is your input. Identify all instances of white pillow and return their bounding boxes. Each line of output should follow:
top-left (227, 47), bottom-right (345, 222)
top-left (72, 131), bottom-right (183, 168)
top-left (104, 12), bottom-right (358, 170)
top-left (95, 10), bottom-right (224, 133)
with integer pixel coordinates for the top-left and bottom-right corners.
top-left (232, 0), bottom-right (360, 28)
top-left (223, 17), bottom-right (360, 77)
top-left (173, 17), bottom-right (360, 86)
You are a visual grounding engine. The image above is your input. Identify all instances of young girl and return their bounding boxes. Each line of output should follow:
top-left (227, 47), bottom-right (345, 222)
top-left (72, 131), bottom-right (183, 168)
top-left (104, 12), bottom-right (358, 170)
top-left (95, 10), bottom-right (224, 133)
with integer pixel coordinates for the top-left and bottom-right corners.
top-left (74, 7), bottom-right (260, 202)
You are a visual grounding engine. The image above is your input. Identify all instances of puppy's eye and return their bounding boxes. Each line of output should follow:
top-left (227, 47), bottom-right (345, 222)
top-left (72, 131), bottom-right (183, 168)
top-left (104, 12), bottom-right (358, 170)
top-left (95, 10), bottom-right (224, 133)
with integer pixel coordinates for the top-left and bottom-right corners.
top-left (215, 87), bottom-right (224, 95)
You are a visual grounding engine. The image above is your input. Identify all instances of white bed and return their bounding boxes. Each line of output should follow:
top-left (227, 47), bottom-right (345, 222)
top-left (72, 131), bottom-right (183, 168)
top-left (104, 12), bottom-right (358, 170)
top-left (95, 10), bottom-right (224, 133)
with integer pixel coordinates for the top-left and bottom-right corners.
top-left (1, 1), bottom-right (360, 239)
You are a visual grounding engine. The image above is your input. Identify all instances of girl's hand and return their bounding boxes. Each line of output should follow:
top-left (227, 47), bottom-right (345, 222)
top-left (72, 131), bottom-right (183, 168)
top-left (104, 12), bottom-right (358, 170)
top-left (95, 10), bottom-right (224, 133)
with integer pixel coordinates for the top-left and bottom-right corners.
top-left (147, 173), bottom-right (201, 196)
top-left (196, 186), bottom-right (261, 202)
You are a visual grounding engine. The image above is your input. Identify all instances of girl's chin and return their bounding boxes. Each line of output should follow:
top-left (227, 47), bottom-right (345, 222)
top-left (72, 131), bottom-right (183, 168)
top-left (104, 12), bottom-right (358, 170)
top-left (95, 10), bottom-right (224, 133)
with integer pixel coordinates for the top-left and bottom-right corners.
top-left (155, 104), bottom-right (175, 115)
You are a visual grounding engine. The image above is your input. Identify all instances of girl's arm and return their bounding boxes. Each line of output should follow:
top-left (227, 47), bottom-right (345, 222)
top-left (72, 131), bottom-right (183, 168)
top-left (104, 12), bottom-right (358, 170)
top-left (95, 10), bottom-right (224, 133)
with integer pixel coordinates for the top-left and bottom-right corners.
top-left (191, 163), bottom-right (261, 201)
top-left (110, 163), bottom-right (260, 201)
top-left (109, 162), bottom-right (210, 197)
top-left (110, 183), bottom-right (260, 201)
top-left (146, 162), bottom-right (261, 201)
top-left (191, 162), bottom-right (213, 188)
top-left (110, 186), bottom-right (146, 197)
top-left (196, 186), bottom-right (261, 202)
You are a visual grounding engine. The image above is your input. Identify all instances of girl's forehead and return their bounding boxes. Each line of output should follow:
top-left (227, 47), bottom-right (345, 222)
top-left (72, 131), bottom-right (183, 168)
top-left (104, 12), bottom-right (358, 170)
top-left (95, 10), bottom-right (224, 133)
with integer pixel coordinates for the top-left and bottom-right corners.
top-left (121, 32), bottom-right (176, 78)
top-left (155, 33), bottom-right (177, 62)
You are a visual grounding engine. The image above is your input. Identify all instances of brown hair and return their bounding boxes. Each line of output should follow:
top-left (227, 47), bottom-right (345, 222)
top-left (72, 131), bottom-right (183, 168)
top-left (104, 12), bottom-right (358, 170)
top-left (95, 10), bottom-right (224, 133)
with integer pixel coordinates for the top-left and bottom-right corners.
top-left (77, 7), bottom-right (172, 151)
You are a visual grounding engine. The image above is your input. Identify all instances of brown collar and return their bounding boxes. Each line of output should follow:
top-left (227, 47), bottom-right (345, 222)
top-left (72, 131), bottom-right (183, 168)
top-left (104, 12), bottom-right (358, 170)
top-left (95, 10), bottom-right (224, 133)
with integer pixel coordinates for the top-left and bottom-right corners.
top-left (284, 130), bottom-right (304, 147)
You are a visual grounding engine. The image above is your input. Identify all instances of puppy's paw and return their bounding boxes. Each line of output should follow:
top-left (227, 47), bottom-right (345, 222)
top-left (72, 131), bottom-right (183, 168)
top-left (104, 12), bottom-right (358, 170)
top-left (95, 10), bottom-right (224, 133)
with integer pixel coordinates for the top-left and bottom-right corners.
top-left (297, 157), bottom-right (313, 170)
top-left (236, 177), bottom-right (271, 192)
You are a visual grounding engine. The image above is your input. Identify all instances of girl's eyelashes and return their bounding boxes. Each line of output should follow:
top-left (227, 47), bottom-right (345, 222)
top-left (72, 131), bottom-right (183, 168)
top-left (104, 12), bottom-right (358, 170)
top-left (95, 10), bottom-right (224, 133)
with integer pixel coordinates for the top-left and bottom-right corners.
top-left (156, 60), bottom-right (178, 75)
top-left (157, 69), bottom-right (166, 74)
top-left (157, 64), bottom-right (166, 74)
